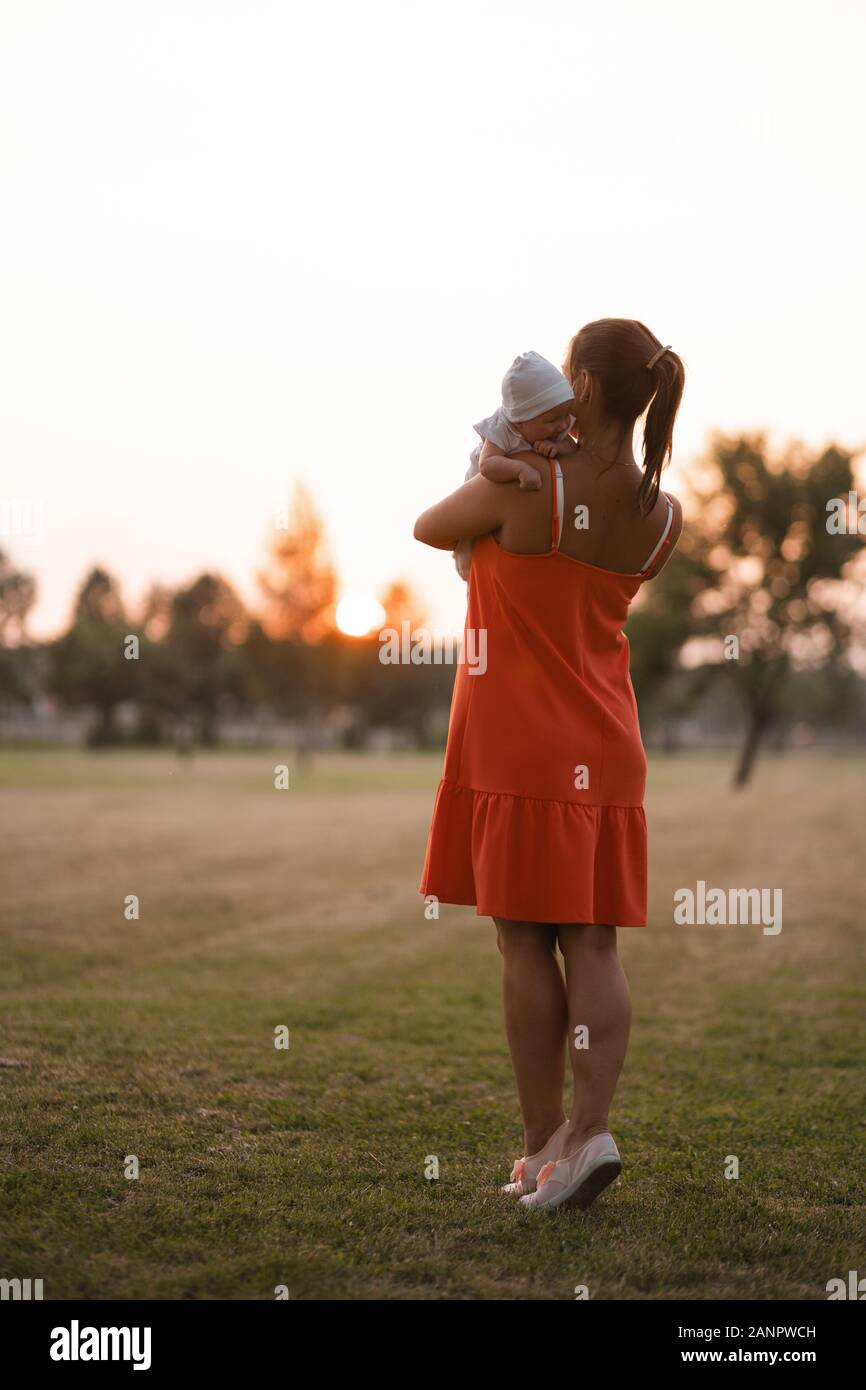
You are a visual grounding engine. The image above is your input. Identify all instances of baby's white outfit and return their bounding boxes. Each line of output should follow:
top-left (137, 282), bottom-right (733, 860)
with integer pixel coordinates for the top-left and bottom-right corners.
top-left (454, 351), bottom-right (575, 582)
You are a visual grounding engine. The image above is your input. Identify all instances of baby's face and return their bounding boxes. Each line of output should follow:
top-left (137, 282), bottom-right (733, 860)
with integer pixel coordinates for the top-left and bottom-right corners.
top-left (518, 400), bottom-right (576, 443)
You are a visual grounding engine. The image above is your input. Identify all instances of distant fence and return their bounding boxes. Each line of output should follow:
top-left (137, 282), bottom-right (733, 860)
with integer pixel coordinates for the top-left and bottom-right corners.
top-left (1, 711), bottom-right (865, 751)
top-left (0, 713), bottom-right (92, 744)
top-left (0, 711), bottom-right (431, 750)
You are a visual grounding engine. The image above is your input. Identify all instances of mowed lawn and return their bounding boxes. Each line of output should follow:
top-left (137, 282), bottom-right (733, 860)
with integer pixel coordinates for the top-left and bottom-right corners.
top-left (1, 746), bottom-right (864, 1301)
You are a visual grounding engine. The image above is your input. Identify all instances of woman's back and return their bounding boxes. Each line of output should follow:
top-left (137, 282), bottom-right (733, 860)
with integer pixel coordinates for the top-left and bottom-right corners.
top-left (495, 447), bottom-right (682, 578)
top-left (447, 451), bottom-right (677, 802)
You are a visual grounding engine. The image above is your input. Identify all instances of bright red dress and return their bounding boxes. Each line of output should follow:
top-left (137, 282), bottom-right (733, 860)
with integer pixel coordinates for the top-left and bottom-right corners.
top-left (419, 459), bottom-right (674, 926)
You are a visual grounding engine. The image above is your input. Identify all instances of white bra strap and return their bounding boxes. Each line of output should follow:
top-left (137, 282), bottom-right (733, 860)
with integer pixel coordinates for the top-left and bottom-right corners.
top-left (554, 459), bottom-right (564, 550)
top-left (639, 494), bottom-right (674, 575)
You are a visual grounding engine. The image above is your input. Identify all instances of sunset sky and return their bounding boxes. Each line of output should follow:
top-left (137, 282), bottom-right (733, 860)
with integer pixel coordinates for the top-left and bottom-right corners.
top-left (2, 0), bottom-right (865, 639)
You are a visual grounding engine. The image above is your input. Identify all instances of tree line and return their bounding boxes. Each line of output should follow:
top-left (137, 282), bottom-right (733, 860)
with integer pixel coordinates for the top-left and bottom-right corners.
top-left (1, 433), bottom-right (864, 785)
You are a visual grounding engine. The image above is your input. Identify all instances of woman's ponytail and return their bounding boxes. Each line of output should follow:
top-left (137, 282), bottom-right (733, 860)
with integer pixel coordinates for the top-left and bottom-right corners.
top-left (563, 319), bottom-right (685, 516)
top-left (638, 345), bottom-right (684, 516)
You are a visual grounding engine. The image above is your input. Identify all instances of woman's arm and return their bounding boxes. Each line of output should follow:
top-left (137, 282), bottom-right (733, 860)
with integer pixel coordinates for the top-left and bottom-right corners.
top-left (414, 472), bottom-right (512, 550)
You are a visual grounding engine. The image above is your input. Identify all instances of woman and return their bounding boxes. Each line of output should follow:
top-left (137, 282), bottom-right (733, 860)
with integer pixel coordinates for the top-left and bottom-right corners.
top-left (413, 318), bottom-right (685, 1211)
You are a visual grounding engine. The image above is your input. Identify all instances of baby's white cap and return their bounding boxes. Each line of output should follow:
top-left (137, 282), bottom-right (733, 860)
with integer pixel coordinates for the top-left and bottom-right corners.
top-left (501, 350), bottom-right (575, 423)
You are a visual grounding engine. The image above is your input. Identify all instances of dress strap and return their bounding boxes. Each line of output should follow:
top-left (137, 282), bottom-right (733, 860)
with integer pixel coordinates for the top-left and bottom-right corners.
top-left (549, 457), bottom-right (564, 550)
top-left (638, 493), bottom-right (674, 576)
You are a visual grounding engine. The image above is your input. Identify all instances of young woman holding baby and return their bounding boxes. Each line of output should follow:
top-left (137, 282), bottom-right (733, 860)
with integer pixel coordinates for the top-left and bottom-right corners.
top-left (414, 317), bottom-right (685, 1211)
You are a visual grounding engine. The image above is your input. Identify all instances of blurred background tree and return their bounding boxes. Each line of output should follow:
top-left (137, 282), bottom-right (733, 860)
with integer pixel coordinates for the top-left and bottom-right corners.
top-left (259, 483), bottom-right (337, 642)
top-left (159, 573), bottom-right (249, 746)
top-left (689, 435), bottom-right (863, 784)
top-left (48, 568), bottom-right (139, 745)
top-left (0, 549), bottom-right (38, 705)
top-left (628, 525), bottom-right (717, 749)
top-left (629, 434), bottom-right (864, 784)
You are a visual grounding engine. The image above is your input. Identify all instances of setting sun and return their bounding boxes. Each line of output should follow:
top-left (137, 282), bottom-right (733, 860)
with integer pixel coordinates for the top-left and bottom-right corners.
top-left (335, 591), bottom-right (386, 637)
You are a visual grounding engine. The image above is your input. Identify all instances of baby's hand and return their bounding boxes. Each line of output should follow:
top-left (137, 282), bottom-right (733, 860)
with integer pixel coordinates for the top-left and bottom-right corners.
top-left (516, 460), bottom-right (543, 491)
top-left (532, 439), bottom-right (561, 458)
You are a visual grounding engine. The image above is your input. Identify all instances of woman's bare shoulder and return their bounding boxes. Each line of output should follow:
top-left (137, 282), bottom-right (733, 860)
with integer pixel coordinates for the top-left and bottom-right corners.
top-left (491, 451), bottom-right (557, 551)
top-left (502, 452), bottom-right (554, 505)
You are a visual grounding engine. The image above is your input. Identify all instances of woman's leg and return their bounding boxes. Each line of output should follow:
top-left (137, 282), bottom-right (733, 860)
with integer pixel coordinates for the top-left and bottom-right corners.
top-left (556, 922), bottom-right (632, 1154)
top-left (493, 917), bottom-right (569, 1154)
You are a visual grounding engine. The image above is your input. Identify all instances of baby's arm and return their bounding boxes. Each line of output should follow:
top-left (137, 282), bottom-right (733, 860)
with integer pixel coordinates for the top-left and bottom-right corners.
top-left (477, 437), bottom-right (543, 491)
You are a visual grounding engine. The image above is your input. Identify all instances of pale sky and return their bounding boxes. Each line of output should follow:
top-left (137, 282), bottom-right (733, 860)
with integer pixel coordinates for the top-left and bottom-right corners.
top-left (2, 0), bottom-right (865, 639)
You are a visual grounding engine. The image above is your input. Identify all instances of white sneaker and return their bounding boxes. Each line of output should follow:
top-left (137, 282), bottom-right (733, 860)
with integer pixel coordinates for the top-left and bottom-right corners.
top-left (501, 1120), bottom-right (569, 1196)
top-left (518, 1132), bottom-right (621, 1210)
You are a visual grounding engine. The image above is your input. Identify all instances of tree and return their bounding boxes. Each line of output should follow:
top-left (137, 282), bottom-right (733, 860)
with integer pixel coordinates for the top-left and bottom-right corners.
top-left (686, 434), bottom-right (863, 785)
top-left (627, 525), bottom-right (717, 744)
top-left (259, 483), bottom-right (337, 642)
top-left (378, 578), bottom-right (427, 632)
top-left (0, 549), bottom-right (37, 643)
top-left (160, 573), bottom-right (249, 745)
top-left (48, 568), bottom-right (138, 744)
top-left (0, 550), bottom-right (38, 704)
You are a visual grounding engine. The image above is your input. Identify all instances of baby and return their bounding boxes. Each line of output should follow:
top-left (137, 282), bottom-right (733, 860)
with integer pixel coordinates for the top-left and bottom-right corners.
top-left (454, 350), bottom-right (577, 580)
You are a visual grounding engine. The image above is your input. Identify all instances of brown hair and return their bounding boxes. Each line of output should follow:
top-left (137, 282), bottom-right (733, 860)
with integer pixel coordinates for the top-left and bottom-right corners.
top-left (562, 318), bottom-right (685, 516)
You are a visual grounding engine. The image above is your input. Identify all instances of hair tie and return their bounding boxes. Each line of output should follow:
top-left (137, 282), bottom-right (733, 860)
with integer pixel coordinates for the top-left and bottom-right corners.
top-left (645, 343), bottom-right (671, 369)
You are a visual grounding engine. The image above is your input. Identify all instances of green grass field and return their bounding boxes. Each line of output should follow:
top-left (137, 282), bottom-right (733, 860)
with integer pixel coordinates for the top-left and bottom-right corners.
top-left (1, 747), bottom-right (864, 1300)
